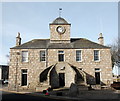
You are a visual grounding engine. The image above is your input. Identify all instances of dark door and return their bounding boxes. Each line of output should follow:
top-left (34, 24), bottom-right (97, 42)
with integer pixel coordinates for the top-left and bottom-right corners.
top-left (21, 70), bottom-right (27, 86)
top-left (59, 73), bottom-right (65, 87)
top-left (95, 72), bottom-right (100, 84)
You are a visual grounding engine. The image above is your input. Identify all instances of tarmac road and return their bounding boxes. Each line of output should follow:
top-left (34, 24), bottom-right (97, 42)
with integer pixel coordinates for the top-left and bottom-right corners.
top-left (1, 91), bottom-right (120, 101)
top-left (1, 91), bottom-right (67, 101)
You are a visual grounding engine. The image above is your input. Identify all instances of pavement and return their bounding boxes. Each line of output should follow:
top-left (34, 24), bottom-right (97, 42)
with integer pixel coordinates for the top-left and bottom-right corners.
top-left (0, 85), bottom-right (31, 94)
top-left (0, 85), bottom-right (120, 100)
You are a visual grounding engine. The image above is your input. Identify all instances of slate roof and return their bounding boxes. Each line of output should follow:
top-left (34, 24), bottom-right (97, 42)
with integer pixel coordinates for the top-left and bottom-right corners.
top-left (50, 17), bottom-right (71, 25)
top-left (11, 38), bottom-right (110, 49)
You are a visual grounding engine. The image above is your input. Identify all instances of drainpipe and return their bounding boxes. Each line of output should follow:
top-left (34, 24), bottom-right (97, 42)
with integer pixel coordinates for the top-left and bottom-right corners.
top-left (46, 48), bottom-right (48, 68)
top-left (15, 52), bottom-right (20, 91)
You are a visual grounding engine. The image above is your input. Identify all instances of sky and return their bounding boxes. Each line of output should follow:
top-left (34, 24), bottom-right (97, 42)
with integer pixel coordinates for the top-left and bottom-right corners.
top-left (0, 2), bottom-right (118, 65)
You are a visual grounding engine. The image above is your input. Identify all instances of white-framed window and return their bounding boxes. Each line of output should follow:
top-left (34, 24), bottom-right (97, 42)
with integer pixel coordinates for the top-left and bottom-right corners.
top-left (94, 50), bottom-right (100, 61)
top-left (58, 51), bottom-right (64, 62)
top-left (76, 50), bottom-right (82, 61)
top-left (40, 51), bottom-right (46, 61)
top-left (22, 51), bottom-right (28, 62)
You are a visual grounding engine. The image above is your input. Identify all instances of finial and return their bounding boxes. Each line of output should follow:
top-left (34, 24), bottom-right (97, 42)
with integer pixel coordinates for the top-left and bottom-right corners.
top-left (59, 8), bottom-right (62, 17)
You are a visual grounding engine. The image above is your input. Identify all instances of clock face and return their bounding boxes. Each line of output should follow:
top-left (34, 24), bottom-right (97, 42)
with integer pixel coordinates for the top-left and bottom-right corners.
top-left (56, 26), bottom-right (66, 34)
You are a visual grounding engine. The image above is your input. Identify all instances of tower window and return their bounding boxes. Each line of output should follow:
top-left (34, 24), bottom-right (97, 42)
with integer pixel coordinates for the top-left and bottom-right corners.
top-left (76, 50), bottom-right (81, 61)
top-left (22, 51), bottom-right (28, 62)
top-left (94, 50), bottom-right (100, 61)
top-left (40, 51), bottom-right (46, 61)
top-left (58, 51), bottom-right (64, 62)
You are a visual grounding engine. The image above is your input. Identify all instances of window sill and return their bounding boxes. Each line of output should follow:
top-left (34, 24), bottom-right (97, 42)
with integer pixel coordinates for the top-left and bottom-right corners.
top-left (76, 61), bottom-right (83, 62)
top-left (21, 61), bottom-right (29, 63)
top-left (21, 85), bottom-right (28, 87)
top-left (94, 60), bottom-right (100, 63)
top-left (40, 61), bottom-right (46, 62)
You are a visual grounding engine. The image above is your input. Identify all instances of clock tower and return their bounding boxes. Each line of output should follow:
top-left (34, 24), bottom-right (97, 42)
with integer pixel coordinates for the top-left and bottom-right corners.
top-left (49, 17), bottom-right (71, 43)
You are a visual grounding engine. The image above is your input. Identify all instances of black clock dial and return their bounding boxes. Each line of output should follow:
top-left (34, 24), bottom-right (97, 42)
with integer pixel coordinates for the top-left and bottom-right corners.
top-left (56, 26), bottom-right (66, 34)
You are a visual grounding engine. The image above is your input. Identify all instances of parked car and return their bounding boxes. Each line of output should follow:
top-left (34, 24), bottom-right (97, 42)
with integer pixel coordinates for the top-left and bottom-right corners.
top-left (3, 79), bottom-right (8, 84)
top-left (111, 82), bottom-right (120, 90)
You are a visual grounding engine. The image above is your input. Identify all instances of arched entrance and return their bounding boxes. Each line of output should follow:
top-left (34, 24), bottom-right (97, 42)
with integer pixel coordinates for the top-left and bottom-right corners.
top-left (39, 63), bottom-right (86, 88)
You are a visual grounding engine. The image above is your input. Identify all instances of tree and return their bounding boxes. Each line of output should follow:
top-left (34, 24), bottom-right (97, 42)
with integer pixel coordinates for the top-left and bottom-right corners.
top-left (108, 38), bottom-right (120, 68)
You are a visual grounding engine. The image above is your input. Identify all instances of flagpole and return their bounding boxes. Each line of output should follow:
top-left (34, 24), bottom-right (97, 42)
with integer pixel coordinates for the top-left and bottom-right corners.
top-left (59, 8), bottom-right (62, 17)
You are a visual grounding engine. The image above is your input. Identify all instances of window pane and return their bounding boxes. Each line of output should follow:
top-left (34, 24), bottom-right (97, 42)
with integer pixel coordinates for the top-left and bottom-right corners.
top-left (22, 51), bottom-right (28, 62)
top-left (22, 69), bottom-right (27, 74)
top-left (58, 51), bottom-right (64, 62)
top-left (94, 50), bottom-right (99, 61)
top-left (58, 51), bottom-right (64, 53)
top-left (40, 51), bottom-right (46, 61)
top-left (59, 54), bottom-right (64, 61)
top-left (76, 50), bottom-right (81, 61)
top-left (95, 68), bottom-right (100, 71)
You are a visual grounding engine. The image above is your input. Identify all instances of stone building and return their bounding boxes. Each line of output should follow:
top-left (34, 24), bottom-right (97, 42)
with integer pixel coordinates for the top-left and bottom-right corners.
top-left (9, 17), bottom-right (113, 91)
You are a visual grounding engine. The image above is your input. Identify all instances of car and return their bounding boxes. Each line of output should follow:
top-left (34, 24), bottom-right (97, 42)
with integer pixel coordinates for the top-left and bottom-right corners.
top-left (3, 79), bottom-right (8, 84)
top-left (111, 82), bottom-right (120, 90)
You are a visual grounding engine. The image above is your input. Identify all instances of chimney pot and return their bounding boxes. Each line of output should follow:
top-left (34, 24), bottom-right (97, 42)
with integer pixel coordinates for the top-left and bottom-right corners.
top-left (98, 33), bottom-right (104, 45)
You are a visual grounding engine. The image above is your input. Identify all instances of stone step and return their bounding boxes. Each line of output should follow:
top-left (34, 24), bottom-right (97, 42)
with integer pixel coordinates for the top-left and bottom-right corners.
top-left (91, 85), bottom-right (101, 90)
top-left (36, 85), bottom-right (50, 92)
top-left (18, 87), bottom-right (35, 92)
top-left (77, 85), bottom-right (88, 90)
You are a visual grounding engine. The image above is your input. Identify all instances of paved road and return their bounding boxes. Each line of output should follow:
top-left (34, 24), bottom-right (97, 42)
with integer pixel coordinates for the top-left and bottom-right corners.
top-left (1, 91), bottom-right (67, 101)
top-left (1, 91), bottom-right (120, 101)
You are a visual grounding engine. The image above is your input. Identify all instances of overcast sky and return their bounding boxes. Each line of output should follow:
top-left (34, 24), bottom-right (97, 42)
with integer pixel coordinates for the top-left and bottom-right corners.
top-left (1, 2), bottom-right (118, 65)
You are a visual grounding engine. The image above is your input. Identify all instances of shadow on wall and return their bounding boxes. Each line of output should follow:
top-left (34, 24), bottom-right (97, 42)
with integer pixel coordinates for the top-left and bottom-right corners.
top-left (85, 72), bottom-right (105, 86)
top-left (49, 67), bottom-right (59, 88)
top-left (70, 64), bottom-right (106, 86)
top-left (70, 65), bottom-right (84, 85)
top-left (39, 65), bottom-right (60, 89)
top-left (39, 65), bottom-right (53, 82)
top-left (39, 64), bottom-right (107, 90)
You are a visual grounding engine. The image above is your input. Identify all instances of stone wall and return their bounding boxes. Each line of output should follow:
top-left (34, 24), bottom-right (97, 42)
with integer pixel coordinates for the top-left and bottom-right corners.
top-left (8, 48), bottom-right (113, 90)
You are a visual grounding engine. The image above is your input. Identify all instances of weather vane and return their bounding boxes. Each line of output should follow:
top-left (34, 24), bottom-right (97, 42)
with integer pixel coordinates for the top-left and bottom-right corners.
top-left (59, 8), bottom-right (62, 17)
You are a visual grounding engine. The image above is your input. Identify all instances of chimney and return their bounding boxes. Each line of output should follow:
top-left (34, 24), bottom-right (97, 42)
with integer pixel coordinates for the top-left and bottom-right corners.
top-left (16, 32), bottom-right (21, 46)
top-left (98, 33), bottom-right (104, 45)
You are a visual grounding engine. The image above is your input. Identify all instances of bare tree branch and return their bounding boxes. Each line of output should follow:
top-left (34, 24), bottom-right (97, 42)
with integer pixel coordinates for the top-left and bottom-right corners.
top-left (108, 38), bottom-right (120, 68)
